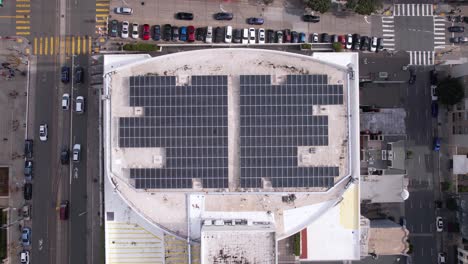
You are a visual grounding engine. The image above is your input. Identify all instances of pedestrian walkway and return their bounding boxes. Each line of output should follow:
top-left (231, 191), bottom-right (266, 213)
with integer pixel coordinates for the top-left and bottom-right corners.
top-left (433, 16), bottom-right (447, 50)
top-left (95, 0), bottom-right (109, 35)
top-left (15, 0), bottom-right (30, 36)
top-left (408, 51), bottom-right (435, 66)
top-left (381, 16), bottom-right (395, 51)
top-left (31, 36), bottom-right (96, 56)
top-left (393, 4), bottom-right (434, 16)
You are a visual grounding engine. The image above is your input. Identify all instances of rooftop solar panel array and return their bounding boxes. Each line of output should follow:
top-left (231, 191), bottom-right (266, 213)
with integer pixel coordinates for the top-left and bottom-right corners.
top-left (239, 75), bottom-right (343, 188)
top-left (121, 76), bottom-right (229, 189)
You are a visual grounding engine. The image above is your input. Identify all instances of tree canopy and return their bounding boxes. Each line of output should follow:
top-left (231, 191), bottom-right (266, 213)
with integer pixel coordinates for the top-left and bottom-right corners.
top-left (303, 0), bottom-right (331, 14)
top-left (354, 0), bottom-right (380, 15)
top-left (437, 77), bottom-right (465, 106)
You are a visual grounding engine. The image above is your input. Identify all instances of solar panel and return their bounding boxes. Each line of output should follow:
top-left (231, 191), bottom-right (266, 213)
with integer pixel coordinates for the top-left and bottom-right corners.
top-left (239, 75), bottom-right (342, 188)
top-left (122, 76), bottom-right (229, 189)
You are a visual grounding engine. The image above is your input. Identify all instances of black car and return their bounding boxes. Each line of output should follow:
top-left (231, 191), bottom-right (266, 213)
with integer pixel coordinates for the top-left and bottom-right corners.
top-left (448, 26), bottom-right (464, 32)
top-left (153, 25), bottom-right (161, 41)
top-left (60, 148), bottom-right (69, 164)
top-left (430, 70), bottom-right (438, 85)
top-left (303, 15), bottom-right (320, 23)
top-left (431, 101), bottom-right (439, 118)
top-left (24, 139), bottom-right (33, 159)
top-left (75, 67), bottom-right (83, 84)
top-left (171, 26), bottom-right (179, 41)
top-left (110, 20), bottom-right (118, 37)
top-left (408, 68), bottom-right (416, 85)
top-left (214, 12), bottom-right (233, 20)
top-left (321, 33), bottom-right (330, 43)
top-left (376, 37), bottom-right (384, 52)
top-left (61, 66), bottom-right (70, 83)
top-left (352, 34), bottom-right (361, 50)
top-left (291, 31), bottom-right (299, 43)
top-left (24, 160), bottom-right (33, 180)
top-left (331, 34), bottom-right (338, 43)
top-left (176, 12), bottom-right (193, 20)
top-left (464, 16), bottom-right (468, 24)
top-left (360, 36), bottom-right (370, 51)
top-left (214, 27), bottom-right (224, 43)
top-left (266, 29), bottom-right (275, 43)
top-left (247, 17), bottom-right (264, 25)
top-left (24, 183), bottom-right (32, 200)
top-left (196, 27), bottom-right (205, 41)
top-left (163, 24), bottom-right (172, 41)
top-left (232, 29), bottom-right (242, 43)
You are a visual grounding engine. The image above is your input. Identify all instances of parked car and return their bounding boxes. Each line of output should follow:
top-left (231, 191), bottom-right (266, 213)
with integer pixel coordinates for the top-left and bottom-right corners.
top-left (449, 37), bottom-right (460, 44)
top-left (39, 124), bottom-right (48, 141)
top-left (291, 31), bottom-right (299, 43)
top-left (171, 26), bottom-right (179, 41)
top-left (302, 14), bottom-right (320, 23)
top-left (163, 24), bottom-right (172, 41)
top-left (321, 33), bottom-right (330, 43)
top-left (331, 34), bottom-right (339, 43)
top-left (214, 12), bottom-right (233, 20)
top-left (242, 28), bottom-right (249, 44)
top-left (247, 17), bottom-right (264, 25)
top-left (338, 35), bottom-right (346, 48)
top-left (299, 32), bottom-right (306, 43)
top-left (370, 37), bottom-right (378, 52)
top-left (60, 147), bottom-right (69, 165)
top-left (408, 68), bottom-right (416, 85)
top-left (233, 29), bottom-right (242, 43)
top-left (276, 30), bottom-right (283, 44)
top-left (431, 101), bottom-right (439, 118)
top-left (430, 70), bottom-right (438, 85)
top-left (352, 34), bottom-right (361, 50)
top-left (225, 26), bottom-right (232, 43)
top-left (431, 85), bottom-right (438, 101)
top-left (345, 34), bottom-right (353, 49)
top-left (62, 93), bottom-right (70, 110)
top-left (266, 29), bottom-right (275, 43)
top-left (312, 33), bottom-right (319, 43)
top-left (187, 26), bottom-right (195, 42)
top-left (20, 250), bottom-right (30, 264)
top-left (152, 25), bottom-right (161, 41)
top-left (61, 66), bottom-right (70, 83)
top-left (283, 29), bottom-right (291, 43)
top-left (176, 12), bottom-right (193, 20)
top-left (24, 139), bottom-right (33, 159)
top-left (436, 216), bottom-right (443, 231)
top-left (214, 27), bottom-right (224, 43)
top-left (75, 96), bottom-right (85, 114)
top-left (448, 26), bottom-right (464, 32)
top-left (73, 144), bottom-right (81, 162)
top-left (377, 37), bottom-right (384, 52)
top-left (24, 160), bottom-right (33, 180)
top-left (433, 137), bottom-right (441, 152)
top-left (360, 36), bottom-right (370, 51)
top-left (142, 24), bottom-right (150, 40)
top-left (438, 252), bottom-right (446, 264)
top-left (121, 21), bottom-right (129, 38)
top-left (75, 66), bottom-right (83, 84)
top-left (196, 27), bottom-right (205, 41)
top-left (205, 26), bottom-right (213, 43)
top-left (24, 183), bottom-right (32, 200)
top-left (21, 227), bottom-right (31, 246)
top-left (249, 28), bottom-right (256, 44)
top-left (114, 7), bottom-right (133, 15)
top-left (60, 200), bottom-right (69, 220)
top-left (258, 28), bottom-right (265, 44)
top-left (22, 204), bottom-right (31, 221)
top-left (131, 23), bottom-right (139, 39)
top-left (460, 36), bottom-right (468, 43)
top-left (109, 20), bottom-right (118, 37)
top-left (179, 26), bottom-right (187, 41)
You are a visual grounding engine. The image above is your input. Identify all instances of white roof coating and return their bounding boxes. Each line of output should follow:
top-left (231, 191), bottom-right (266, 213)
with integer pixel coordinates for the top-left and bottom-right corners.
top-left (102, 50), bottom-right (361, 262)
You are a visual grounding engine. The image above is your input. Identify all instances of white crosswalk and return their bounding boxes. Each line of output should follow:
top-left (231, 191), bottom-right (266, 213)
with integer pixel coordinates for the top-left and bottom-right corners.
top-left (433, 16), bottom-right (447, 49)
top-left (408, 51), bottom-right (435, 66)
top-left (393, 4), bottom-right (434, 16)
top-left (381, 16), bottom-right (395, 51)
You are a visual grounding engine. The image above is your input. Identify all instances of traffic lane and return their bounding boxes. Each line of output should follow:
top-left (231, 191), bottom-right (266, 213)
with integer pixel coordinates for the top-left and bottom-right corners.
top-left (0, 0), bottom-right (17, 37)
top-left (69, 0), bottom-right (95, 36)
top-left (69, 54), bottom-right (89, 264)
top-left (409, 235), bottom-right (437, 264)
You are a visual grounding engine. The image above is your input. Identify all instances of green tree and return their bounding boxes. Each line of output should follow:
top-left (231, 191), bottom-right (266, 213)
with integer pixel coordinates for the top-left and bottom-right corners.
top-left (346, 0), bottom-right (357, 10)
top-left (303, 0), bottom-right (331, 13)
top-left (438, 77), bottom-right (465, 106)
top-left (355, 0), bottom-right (380, 15)
top-left (332, 42), bottom-right (343, 52)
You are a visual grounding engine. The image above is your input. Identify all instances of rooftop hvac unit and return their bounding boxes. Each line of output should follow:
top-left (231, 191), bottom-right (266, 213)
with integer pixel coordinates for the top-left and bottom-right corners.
top-left (204, 220), bottom-right (212, 226)
top-left (379, 72), bottom-right (388, 78)
top-left (381, 150), bottom-right (387, 160)
top-left (214, 220), bottom-right (225, 226)
top-left (388, 150), bottom-right (394, 160)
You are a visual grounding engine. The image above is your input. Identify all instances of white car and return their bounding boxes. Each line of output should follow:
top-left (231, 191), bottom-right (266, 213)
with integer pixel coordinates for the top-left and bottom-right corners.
top-left (39, 124), bottom-right (48, 141)
top-left (20, 250), bottom-right (30, 264)
top-left (436, 216), bottom-right (443, 232)
top-left (114, 7), bottom-right (133, 15)
top-left (242, 28), bottom-right (249, 44)
top-left (205, 26), bottom-right (213, 43)
top-left (75, 96), bottom-right (85, 114)
top-left (438, 253), bottom-right (446, 264)
top-left (258, 28), bottom-right (265, 44)
top-left (312, 33), bottom-right (319, 43)
top-left (431, 85), bottom-right (438, 101)
top-left (225, 26), bottom-right (232, 43)
top-left (62, 93), bottom-right (70, 110)
top-left (73, 144), bottom-right (81, 162)
top-left (370, 36), bottom-right (378, 52)
top-left (346, 34), bottom-right (353, 49)
top-left (131, 23), bottom-right (139, 39)
top-left (121, 21), bottom-right (129, 38)
top-left (248, 28), bottom-right (256, 44)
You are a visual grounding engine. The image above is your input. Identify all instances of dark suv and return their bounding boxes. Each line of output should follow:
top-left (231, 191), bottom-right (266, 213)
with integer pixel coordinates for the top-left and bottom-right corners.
top-left (61, 66), bottom-right (70, 83)
top-left (24, 139), bottom-right (33, 159)
top-left (214, 12), bottom-right (233, 20)
top-left (75, 67), bottom-right (84, 84)
top-left (163, 24), bottom-right (172, 41)
top-left (24, 160), bottom-right (33, 181)
top-left (60, 148), bottom-right (69, 165)
top-left (24, 183), bottom-right (32, 200)
top-left (175, 12), bottom-right (193, 20)
top-left (247, 17), bottom-right (264, 25)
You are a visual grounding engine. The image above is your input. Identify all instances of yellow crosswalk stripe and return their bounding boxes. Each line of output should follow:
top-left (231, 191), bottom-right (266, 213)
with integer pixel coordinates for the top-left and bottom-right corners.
top-left (60, 37), bottom-right (65, 55)
top-left (33, 38), bottom-right (37, 55)
top-left (82, 37), bottom-right (86, 54)
top-left (39, 37), bottom-right (43, 55)
top-left (66, 36), bottom-right (70, 55)
top-left (16, 32), bottom-right (29, 36)
top-left (16, 4), bottom-right (30, 7)
top-left (95, 8), bottom-right (108, 12)
top-left (16, 0), bottom-right (30, 2)
top-left (88, 36), bottom-right (92, 54)
top-left (96, 3), bottom-right (109, 6)
top-left (95, 14), bottom-right (108, 18)
top-left (16, 10), bottom-right (30, 13)
top-left (50, 37), bottom-right (54, 55)
top-left (71, 36), bottom-right (75, 55)
top-left (56, 37), bottom-right (59, 55)
top-left (77, 36), bottom-right (81, 55)
top-left (16, 20), bottom-right (29, 24)
top-left (44, 37), bottom-right (48, 55)
top-left (16, 26), bottom-right (30, 30)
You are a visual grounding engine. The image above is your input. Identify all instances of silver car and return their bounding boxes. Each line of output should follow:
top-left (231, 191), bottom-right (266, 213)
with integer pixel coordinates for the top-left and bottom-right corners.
top-left (114, 7), bottom-right (133, 15)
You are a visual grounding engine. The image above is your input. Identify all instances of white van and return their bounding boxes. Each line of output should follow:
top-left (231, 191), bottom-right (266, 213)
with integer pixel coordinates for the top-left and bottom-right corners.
top-left (225, 26), bottom-right (232, 43)
top-left (242, 28), bottom-right (248, 44)
top-left (206, 26), bottom-right (213, 43)
top-left (62, 93), bottom-right (70, 110)
top-left (75, 96), bottom-right (85, 114)
top-left (72, 144), bottom-right (81, 162)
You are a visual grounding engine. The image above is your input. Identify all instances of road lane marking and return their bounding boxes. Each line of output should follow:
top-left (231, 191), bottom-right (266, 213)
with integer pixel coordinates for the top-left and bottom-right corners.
top-left (16, 4), bottom-right (30, 7)
top-left (82, 37), bottom-right (86, 54)
top-left (45, 37), bottom-right (48, 55)
top-left (39, 37), bottom-right (43, 55)
top-left (34, 38), bottom-right (37, 55)
top-left (50, 37), bottom-right (54, 55)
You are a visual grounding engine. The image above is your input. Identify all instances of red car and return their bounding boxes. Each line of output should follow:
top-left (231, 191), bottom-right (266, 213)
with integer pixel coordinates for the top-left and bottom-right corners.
top-left (187, 26), bottom-right (195, 42)
top-left (60, 200), bottom-right (69, 220)
top-left (338, 35), bottom-right (346, 48)
top-left (142, 24), bottom-right (150, 40)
